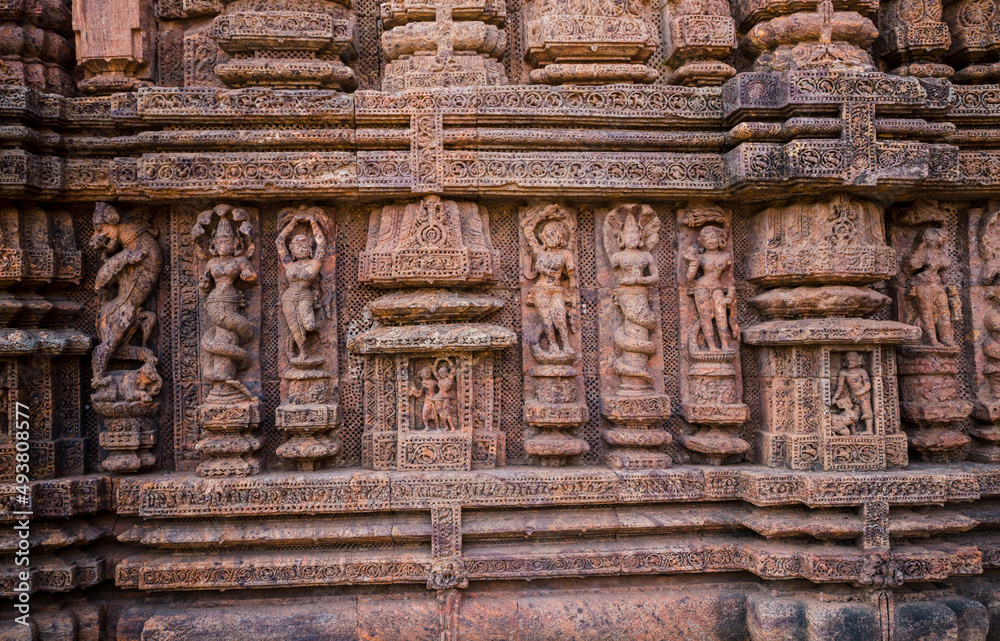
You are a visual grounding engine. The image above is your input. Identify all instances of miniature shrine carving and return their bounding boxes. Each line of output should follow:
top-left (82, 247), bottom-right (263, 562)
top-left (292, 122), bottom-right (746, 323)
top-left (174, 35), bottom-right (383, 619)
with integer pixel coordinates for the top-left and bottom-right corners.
top-left (8, 0), bottom-right (1000, 637)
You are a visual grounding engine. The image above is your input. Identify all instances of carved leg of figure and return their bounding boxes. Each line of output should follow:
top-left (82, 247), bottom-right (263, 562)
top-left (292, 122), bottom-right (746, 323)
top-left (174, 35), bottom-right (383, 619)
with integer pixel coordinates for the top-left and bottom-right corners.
top-left (551, 300), bottom-right (571, 354)
top-left (933, 289), bottom-right (955, 346)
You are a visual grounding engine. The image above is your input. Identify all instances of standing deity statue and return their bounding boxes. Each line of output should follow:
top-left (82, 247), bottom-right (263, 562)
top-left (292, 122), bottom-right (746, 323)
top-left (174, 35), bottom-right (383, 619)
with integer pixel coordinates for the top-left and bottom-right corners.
top-left (194, 204), bottom-right (258, 402)
top-left (277, 206), bottom-right (328, 364)
top-left (903, 227), bottom-right (958, 347)
top-left (521, 204), bottom-right (579, 361)
top-left (683, 225), bottom-right (739, 353)
top-left (603, 204), bottom-right (661, 393)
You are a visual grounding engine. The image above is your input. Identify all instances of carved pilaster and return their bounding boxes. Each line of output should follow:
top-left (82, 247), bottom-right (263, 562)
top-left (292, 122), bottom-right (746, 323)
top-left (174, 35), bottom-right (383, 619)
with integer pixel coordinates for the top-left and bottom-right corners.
top-left (890, 201), bottom-right (972, 462)
top-left (676, 203), bottom-right (749, 465)
top-left (662, 0), bottom-right (737, 85)
top-left (274, 205), bottom-right (340, 471)
top-left (597, 204), bottom-right (671, 470)
top-left (90, 203), bottom-right (163, 473)
top-left (520, 203), bottom-right (589, 466)
top-left (944, 0), bottom-right (1000, 83)
top-left (875, 0), bottom-right (954, 78)
top-left (745, 195), bottom-right (919, 471)
top-left (206, 0), bottom-right (357, 90)
top-left (192, 204), bottom-right (263, 477)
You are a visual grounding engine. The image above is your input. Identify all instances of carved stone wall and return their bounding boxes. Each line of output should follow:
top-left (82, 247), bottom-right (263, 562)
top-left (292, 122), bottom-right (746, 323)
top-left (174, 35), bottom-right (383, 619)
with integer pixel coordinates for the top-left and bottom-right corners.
top-left (3, 0), bottom-right (1000, 637)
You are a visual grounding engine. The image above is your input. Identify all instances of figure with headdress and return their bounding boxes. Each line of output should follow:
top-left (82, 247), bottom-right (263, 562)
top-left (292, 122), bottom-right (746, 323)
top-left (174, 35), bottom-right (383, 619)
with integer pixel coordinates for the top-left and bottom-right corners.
top-left (683, 225), bottom-right (738, 352)
top-left (431, 358), bottom-right (458, 431)
top-left (277, 206), bottom-right (328, 363)
top-left (903, 227), bottom-right (957, 347)
top-left (603, 204), bottom-right (661, 393)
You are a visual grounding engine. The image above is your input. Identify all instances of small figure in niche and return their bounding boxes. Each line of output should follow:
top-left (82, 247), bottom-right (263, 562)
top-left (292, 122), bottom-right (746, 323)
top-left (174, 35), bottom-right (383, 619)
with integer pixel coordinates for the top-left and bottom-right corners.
top-left (833, 351), bottom-right (874, 435)
top-left (684, 225), bottom-right (739, 352)
top-left (410, 366), bottom-right (440, 430)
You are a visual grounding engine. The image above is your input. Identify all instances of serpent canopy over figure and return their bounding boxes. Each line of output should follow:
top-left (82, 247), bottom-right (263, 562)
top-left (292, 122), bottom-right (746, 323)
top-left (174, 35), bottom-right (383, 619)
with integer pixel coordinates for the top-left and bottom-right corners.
top-left (903, 227), bottom-right (959, 348)
top-left (193, 204), bottom-right (258, 403)
top-left (603, 204), bottom-right (661, 394)
top-left (521, 204), bottom-right (579, 363)
top-left (90, 202), bottom-right (163, 402)
top-left (277, 205), bottom-right (329, 365)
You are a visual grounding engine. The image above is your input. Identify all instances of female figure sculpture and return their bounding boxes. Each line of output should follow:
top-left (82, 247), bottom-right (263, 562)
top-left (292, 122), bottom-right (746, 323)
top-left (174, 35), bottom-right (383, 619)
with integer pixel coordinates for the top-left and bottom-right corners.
top-left (277, 207), bottom-right (328, 363)
top-left (904, 227), bottom-right (957, 347)
top-left (194, 205), bottom-right (258, 402)
top-left (684, 225), bottom-right (739, 353)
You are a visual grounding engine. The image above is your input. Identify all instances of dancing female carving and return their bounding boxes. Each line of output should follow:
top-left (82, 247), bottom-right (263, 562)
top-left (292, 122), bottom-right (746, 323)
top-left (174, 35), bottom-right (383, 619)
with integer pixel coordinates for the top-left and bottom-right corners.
top-left (684, 225), bottom-right (739, 353)
top-left (194, 204), bottom-right (258, 402)
top-left (603, 204), bottom-right (660, 393)
top-left (521, 204), bottom-right (579, 362)
top-left (90, 203), bottom-right (162, 390)
top-left (277, 206), bottom-right (328, 363)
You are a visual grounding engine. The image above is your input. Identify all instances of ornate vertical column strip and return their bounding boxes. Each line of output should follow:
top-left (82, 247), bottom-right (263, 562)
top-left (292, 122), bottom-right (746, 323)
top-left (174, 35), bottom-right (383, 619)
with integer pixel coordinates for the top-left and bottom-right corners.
top-left (676, 203), bottom-right (749, 465)
top-left (968, 200), bottom-right (1000, 460)
top-left (890, 201), bottom-right (972, 462)
top-left (596, 204), bottom-right (671, 469)
top-left (411, 113), bottom-right (444, 194)
top-left (520, 203), bottom-right (589, 466)
top-left (90, 203), bottom-right (163, 473)
top-left (274, 205), bottom-right (341, 471)
top-left (171, 206), bottom-right (204, 471)
top-left (192, 204), bottom-right (263, 477)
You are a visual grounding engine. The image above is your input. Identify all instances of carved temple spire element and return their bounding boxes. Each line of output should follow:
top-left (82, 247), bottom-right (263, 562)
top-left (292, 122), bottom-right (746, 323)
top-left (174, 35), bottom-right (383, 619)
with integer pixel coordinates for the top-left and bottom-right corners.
top-left (745, 194), bottom-right (919, 471)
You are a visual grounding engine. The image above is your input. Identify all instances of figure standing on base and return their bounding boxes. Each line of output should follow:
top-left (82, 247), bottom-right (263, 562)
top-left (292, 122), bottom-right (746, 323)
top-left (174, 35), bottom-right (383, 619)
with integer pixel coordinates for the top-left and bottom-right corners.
top-left (522, 205), bottom-right (578, 359)
top-left (684, 225), bottom-right (739, 353)
top-left (833, 351), bottom-right (874, 436)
